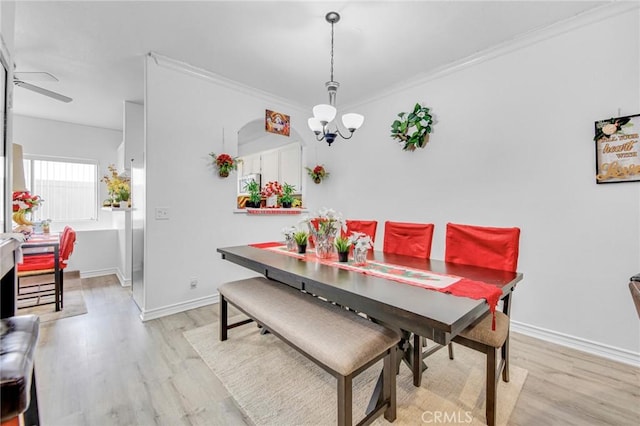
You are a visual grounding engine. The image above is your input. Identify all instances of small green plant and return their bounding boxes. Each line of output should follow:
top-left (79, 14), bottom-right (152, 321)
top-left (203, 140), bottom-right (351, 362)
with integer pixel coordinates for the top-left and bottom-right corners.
top-left (293, 230), bottom-right (309, 245)
top-left (390, 103), bottom-right (433, 151)
top-left (334, 236), bottom-right (351, 253)
top-left (279, 182), bottom-right (296, 204)
top-left (244, 180), bottom-right (262, 205)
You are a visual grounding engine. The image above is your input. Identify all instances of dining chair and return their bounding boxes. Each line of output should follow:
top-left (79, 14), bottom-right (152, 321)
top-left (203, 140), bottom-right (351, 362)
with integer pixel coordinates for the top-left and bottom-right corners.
top-left (418, 222), bottom-right (520, 426)
top-left (382, 221), bottom-right (434, 259)
top-left (17, 226), bottom-right (77, 310)
top-left (342, 220), bottom-right (378, 242)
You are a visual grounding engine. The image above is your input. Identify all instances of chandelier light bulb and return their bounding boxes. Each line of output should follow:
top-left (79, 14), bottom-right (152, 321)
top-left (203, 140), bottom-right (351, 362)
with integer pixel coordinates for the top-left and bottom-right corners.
top-left (341, 113), bottom-right (364, 132)
top-left (308, 117), bottom-right (323, 134)
top-left (313, 104), bottom-right (337, 125)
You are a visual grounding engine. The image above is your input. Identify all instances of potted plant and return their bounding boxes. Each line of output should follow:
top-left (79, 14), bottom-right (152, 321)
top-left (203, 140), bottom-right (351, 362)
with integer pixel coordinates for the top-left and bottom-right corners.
top-left (244, 180), bottom-right (262, 208)
top-left (349, 232), bottom-right (373, 265)
top-left (390, 103), bottom-right (434, 151)
top-left (334, 236), bottom-right (351, 262)
top-left (209, 152), bottom-right (238, 178)
top-left (305, 165), bottom-right (329, 184)
top-left (279, 183), bottom-right (296, 208)
top-left (293, 230), bottom-right (309, 254)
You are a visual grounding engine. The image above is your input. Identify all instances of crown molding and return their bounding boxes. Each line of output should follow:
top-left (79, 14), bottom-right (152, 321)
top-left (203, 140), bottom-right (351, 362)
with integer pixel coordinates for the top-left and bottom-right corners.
top-left (147, 52), bottom-right (308, 114)
top-left (345, 2), bottom-right (640, 110)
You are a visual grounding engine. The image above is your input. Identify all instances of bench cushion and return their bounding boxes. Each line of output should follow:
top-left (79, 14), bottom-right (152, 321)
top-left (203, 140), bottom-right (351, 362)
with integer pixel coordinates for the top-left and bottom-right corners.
top-left (219, 278), bottom-right (400, 376)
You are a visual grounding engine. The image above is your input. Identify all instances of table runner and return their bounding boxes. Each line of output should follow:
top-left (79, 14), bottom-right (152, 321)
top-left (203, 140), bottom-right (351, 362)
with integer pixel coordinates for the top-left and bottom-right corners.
top-left (250, 242), bottom-right (503, 328)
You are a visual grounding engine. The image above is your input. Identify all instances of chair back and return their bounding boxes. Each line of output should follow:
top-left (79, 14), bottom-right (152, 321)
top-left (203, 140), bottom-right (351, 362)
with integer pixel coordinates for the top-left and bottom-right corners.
top-left (445, 222), bottom-right (520, 272)
top-left (342, 220), bottom-right (378, 243)
top-left (383, 221), bottom-right (434, 259)
top-left (59, 226), bottom-right (77, 267)
top-left (630, 278), bottom-right (640, 319)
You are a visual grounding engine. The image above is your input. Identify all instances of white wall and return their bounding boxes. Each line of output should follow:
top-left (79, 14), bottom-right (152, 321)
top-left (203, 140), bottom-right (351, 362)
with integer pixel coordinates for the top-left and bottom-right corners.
top-left (12, 115), bottom-right (125, 276)
top-left (313, 9), bottom-right (640, 358)
top-left (143, 55), bottom-right (315, 319)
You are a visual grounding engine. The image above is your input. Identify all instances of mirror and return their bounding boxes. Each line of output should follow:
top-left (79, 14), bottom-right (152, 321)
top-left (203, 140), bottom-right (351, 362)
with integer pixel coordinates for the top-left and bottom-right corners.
top-left (236, 119), bottom-right (305, 207)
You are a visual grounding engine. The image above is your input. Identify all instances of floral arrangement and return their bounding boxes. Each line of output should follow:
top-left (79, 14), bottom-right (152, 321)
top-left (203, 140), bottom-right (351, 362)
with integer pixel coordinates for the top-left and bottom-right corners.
top-left (301, 207), bottom-right (347, 258)
top-left (261, 181), bottom-right (283, 198)
top-left (101, 164), bottom-right (130, 203)
top-left (390, 103), bottom-right (434, 151)
top-left (306, 165), bottom-right (329, 184)
top-left (348, 232), bottom-right (373, 251)
top-left (12, 191), bottom-right (43, 213)
top-left (209, 152), bottom-right (238, 178)
top-left (12, 191), bottom-right (43, 227)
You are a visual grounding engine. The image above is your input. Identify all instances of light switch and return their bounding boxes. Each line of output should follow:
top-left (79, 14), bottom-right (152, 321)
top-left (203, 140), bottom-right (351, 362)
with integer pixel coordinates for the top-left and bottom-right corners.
top-left (155, 207), bottom-right (170, 220)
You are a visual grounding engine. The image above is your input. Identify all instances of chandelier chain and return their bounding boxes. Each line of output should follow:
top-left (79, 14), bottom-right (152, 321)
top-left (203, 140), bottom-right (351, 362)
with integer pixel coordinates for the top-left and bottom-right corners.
top-left (330, 20), bottom-right (334, 82)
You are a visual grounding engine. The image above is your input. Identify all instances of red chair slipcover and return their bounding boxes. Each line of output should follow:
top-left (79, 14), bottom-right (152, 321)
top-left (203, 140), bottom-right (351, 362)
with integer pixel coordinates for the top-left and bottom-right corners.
top-left (383, 221), bottom-right (434, 259)
top-left (444, 222), bottom-right (520, 272)
top-left (18, 226), bottom-right (76, 272)
top-left (342, 220), bottom-right (378, 243)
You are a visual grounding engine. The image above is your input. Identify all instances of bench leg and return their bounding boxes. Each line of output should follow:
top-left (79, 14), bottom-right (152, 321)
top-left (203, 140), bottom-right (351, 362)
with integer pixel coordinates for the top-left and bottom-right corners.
top-left (220, 295), bottom-right (228, 341)
top-left (383, 346), bottom-right (397, 422)
top-left (337, 374), bottom-right (353, 426)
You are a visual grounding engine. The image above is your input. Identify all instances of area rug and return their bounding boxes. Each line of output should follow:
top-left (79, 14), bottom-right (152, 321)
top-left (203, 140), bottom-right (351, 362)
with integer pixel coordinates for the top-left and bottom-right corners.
top-left (184, 319), bottom-right (528, 425)
top-left (17, 271), bottom-right (87, 322)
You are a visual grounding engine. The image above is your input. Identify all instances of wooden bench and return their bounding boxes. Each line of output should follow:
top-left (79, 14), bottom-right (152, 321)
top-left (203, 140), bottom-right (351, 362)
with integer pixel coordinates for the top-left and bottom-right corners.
top-left (219, 277), bottom-right (400, 426)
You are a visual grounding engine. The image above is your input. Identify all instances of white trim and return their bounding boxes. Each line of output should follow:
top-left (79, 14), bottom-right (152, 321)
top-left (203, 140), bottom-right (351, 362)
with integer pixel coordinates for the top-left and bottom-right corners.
top-left (115, 268), bottom-right (131, 287)
top-left (80, 268), bottom-right (119, 279)
top-left (139, 293), bottom-right (219, 322)
top-left (345, 2), bottom-right (640, 110)
top-left (148, 52), bottom-right (308, 112)
top-left (511, 320), bottom-right (640, 368)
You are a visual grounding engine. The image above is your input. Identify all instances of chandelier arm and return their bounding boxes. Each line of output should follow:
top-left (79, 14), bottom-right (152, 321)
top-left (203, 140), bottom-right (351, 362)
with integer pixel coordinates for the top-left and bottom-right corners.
top-left (334, 128), bottom-right (355, 140)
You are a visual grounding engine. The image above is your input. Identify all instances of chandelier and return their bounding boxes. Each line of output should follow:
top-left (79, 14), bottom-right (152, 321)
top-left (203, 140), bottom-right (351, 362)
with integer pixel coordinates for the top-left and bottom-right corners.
top-left (308, 11), bottom-right (364, 146)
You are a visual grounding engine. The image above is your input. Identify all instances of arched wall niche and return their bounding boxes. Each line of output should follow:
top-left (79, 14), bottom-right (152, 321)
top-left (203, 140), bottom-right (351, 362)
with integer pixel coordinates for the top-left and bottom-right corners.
top-left (237, 118), bottom-right (306, 156)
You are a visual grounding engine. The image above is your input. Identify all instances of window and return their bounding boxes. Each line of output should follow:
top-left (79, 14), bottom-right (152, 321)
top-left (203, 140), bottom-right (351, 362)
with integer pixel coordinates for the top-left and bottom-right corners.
top-left (23, 156), bottom-right (98, 221)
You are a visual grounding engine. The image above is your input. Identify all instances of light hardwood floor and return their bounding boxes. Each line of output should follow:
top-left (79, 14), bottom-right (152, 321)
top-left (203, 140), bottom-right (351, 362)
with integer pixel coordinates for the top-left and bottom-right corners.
top-left (32, 275), bottom-right (639, 425)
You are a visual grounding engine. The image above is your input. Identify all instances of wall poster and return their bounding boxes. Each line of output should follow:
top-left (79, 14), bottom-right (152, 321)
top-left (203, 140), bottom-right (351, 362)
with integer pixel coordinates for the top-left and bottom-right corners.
top-left (265, 109), bottom-right (290, 137)
top-left (594, 113), bottom-right (640, 183)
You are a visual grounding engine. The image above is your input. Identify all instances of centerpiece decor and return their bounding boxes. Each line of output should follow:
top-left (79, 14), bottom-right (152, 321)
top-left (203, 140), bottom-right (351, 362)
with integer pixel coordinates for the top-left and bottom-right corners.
top-left (101, 164), bottom-right (131, 207)
top-left (12, 191), bottom-right (43, 227)
top-left (209, 152), bottom-right (238, 178)
top-left (282, 226), bottom-right (297, 251)
top-left (390, 103), bottom-right (434, 151)
top-left (334, 236), bottom-right (351, 262)
top-left (349, 232), bottom-right (373, 265)
top-left (293, 230), bottom-right (309, 254)
top-left (262, 181), bottom-right (282, 207)
top-left (302, 207), bottom-right (346, 259)
top-left (306, 165), bottom-right (329, 184)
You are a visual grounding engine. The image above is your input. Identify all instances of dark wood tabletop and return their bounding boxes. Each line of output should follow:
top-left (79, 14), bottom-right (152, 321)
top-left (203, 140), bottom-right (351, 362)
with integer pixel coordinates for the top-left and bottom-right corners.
top-left (218, 245), bottom-right (523, 345)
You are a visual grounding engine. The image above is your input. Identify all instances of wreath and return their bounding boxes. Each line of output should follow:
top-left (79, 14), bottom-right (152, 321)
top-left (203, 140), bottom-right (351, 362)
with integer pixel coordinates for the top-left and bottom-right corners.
top-left (390, 103), bottom-right (433, 151)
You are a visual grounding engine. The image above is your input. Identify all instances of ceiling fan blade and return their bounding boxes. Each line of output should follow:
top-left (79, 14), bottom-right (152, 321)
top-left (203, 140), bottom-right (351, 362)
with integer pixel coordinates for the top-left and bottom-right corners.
top-left (14, 71), bottom-right (58, 82)
top-left (14, 80), bottom-right (73, 103)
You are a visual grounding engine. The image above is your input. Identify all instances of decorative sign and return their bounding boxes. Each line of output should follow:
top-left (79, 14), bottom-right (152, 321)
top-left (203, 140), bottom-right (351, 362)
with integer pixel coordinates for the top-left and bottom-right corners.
top-left (265, 109), bottom-right (290, 136)
top-left (594, 113), bottom-right (640, 183)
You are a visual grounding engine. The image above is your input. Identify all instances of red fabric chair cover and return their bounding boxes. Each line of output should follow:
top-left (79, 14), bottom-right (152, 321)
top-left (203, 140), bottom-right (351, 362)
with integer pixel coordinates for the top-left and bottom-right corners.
top-left (383, 221), bottom-right (434, 259)
top-left (444, 222), bottom-right (520, 272)
top-left (342, 220), bottom-right (378, 243)
top-left (18, 226), bottom-right (77, 272)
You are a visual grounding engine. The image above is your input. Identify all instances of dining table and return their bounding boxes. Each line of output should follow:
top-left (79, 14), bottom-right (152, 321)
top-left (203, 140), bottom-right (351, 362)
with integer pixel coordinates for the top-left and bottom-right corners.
top-left (20, 232), bottom-right (62, 311)
top-left (218, 243), bottom-right (523, 390)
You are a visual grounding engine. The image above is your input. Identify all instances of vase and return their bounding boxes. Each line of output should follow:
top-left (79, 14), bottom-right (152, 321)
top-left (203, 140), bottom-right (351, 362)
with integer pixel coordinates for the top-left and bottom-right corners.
top-left (309, 222), bottom-right (337, 259)
top-left (338, 251), bottom-right (349, 262)
top-left (297, 244), bottom-right (307, 254)
top-left (266, 195), bottom-right (278, 207)
top-left (285, 236), bottom-right (296, 251)
top-left (282, 201), bottom-right (292, 208)
top-left (353, 247), bottom-right (368, 265)
top-left (219, 170), bottom-right (229, 178)
top-left (313, 177), bottom-right (321, 184)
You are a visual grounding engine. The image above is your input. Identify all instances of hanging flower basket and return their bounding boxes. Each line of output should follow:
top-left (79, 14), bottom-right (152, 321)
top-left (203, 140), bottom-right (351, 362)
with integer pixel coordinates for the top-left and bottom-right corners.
top-left (210, 152), bottom-right (238, 178)
top-left (306, 165), bottom-right (329, 184)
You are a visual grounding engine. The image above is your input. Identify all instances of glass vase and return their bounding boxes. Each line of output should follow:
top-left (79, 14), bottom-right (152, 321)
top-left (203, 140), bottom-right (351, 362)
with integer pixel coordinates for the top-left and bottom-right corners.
top-left (353, 247), bottom-right (368, 265)
top-left (285, 235), bottom-right (296, 251)
top-left (308, 222), bottom-right (336, 259)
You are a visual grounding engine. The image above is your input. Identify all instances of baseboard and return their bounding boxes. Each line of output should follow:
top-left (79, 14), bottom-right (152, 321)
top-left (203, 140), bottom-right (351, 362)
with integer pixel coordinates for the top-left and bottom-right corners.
top-left (115, 268), bottom-right (131, 287)
top-left (79, 268), bottom-right (119, 279)
top-left (139, 293), bottom-right (219, 322)
top-left (511, 320), bottom-right (640, 368)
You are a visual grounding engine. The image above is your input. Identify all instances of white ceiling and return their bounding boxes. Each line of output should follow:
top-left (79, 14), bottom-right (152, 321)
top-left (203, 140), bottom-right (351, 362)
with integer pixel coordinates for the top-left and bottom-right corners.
top-left (12, 1), bottom-right (607, 131)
